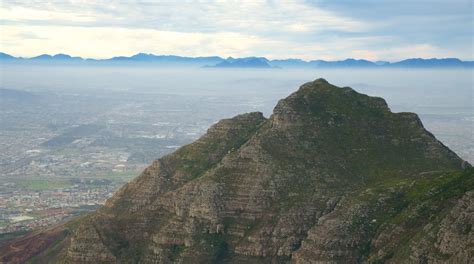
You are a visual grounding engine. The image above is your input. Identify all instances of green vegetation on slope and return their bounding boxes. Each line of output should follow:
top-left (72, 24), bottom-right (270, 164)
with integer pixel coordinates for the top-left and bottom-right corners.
top-left (349, 168), bottom-right (474, 262)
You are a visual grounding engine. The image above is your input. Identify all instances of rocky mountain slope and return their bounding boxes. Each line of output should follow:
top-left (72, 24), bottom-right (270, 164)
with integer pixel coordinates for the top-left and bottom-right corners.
top-left (2, 79), bottom-right (472, 263)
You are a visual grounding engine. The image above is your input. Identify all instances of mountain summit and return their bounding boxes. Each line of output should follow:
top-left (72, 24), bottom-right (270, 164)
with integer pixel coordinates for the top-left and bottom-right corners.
top-left (2, 79), bottom-right (472, 263)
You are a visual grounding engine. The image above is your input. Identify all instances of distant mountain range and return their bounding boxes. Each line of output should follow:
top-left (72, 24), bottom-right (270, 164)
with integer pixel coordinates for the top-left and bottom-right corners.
top-left (205, 57), bottom-right (273, 68)
top-left (1, 52), bottom-right (473, 68)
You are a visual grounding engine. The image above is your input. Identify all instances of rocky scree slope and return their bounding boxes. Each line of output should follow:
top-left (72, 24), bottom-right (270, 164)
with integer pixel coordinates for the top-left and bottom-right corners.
top-left (2, 79), bottom-right (472, 264)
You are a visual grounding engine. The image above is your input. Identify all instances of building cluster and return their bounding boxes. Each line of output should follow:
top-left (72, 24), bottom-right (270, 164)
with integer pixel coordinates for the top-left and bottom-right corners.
top-left (0, 181), bottom-right (119, 234)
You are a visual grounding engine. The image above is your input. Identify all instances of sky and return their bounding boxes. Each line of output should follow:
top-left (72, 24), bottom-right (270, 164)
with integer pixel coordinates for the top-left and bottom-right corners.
top-left (0, 0), bottom-right (473, 61)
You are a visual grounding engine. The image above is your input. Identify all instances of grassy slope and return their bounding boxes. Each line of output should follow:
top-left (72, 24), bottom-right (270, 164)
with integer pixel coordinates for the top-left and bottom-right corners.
top-left (351, 168), bottom-right (474, 262)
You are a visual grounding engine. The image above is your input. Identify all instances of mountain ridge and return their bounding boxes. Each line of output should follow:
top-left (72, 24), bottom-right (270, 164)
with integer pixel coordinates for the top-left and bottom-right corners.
top-left (1, 79), bottom-right (472, 263)
top-left (1, 52), bottom-right (473, 68)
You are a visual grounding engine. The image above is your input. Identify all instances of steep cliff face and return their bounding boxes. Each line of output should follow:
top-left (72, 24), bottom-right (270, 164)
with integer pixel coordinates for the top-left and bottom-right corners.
top-left (3, 79), bottom-right (472, 263)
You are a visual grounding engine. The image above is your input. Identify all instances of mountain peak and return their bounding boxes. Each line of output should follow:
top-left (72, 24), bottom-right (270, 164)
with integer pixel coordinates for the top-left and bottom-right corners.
top-left (273, 78), bottom-right (389, 122)
top-left (2, 79), bottom-right (471, 264)
top-left (312, 77), bottom-right (329, 84)
top-left (53, 53), bottom-right (72, 59)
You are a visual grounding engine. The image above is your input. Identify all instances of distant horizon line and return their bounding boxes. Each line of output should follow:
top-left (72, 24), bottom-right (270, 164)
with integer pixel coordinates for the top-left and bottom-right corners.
top-left (1, 51), bottom-right (473, 63)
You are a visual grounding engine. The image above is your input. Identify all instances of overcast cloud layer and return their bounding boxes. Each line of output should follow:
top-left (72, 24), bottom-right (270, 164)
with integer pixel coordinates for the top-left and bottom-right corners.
top-left (1, 0), bottom-right (472, 61)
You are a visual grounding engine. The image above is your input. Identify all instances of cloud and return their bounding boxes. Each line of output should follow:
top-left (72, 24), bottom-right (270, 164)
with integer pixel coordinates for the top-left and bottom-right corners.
top-left (0, 25), bottom-right (279, 59)
top-left (0, 5), bottom-right (97, 23)
top-left (0, 0), bottom-right (472, 60)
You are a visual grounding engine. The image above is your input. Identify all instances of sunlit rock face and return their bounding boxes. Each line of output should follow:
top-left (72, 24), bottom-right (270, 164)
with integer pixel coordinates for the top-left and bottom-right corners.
top-left (3, 79), bottom-right (472, 264)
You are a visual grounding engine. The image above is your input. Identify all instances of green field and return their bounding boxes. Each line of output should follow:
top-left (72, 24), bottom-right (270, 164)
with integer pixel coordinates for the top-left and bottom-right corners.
top-left (16, 179), bottom-right (72, 190)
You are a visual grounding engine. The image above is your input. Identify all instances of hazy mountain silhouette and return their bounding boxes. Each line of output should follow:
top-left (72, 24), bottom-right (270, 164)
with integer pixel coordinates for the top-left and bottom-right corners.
top-left (1, 52), bottom-right (472, 68)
